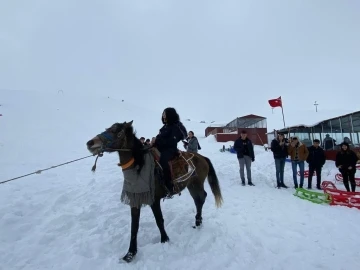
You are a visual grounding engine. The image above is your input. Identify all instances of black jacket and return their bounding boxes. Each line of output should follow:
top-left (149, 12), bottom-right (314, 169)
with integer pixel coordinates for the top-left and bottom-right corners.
top-left (270, 139), bottom-right (288, 159)
top-left (155, 121), bottom-right (186, 152)
top-left (233, 138), bottom-right (255, 160)
top-left (335, 150), bottom-right (359, 171)
top-left (306, 146), bottom-right (326, 167)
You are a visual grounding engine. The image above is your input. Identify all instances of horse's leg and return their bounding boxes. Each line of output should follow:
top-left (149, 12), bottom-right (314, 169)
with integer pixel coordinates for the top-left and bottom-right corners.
top-left (187, 181), bottom-right (207, 227)
top-left (122, 206), bottom-right (141, 263)
top-left (150, 198), bottom-right (170, 243)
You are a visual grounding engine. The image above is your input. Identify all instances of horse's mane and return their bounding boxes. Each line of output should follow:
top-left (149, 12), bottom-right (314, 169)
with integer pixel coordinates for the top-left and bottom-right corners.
top-left (124, 125), bottom-right (145, 173)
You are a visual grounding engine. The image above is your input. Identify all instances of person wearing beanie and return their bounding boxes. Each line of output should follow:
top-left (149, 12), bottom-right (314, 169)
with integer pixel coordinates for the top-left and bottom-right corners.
top-left (335, 142), bottom-right (359, 192)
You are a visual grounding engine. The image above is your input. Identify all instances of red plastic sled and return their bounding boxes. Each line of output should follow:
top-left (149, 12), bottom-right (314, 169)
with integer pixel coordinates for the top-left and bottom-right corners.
top-left (321, 181), bottom-right (336, 189)
top-left (335, 173), bottom-right (360, 186)
top-left (323, 188), bottom-right (360, 209)
top-left (297, 170), bottom-right (316, 177)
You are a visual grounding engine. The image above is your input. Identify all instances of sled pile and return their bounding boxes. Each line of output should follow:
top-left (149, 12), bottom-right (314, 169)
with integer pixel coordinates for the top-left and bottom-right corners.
top-left (323, 185), bottom-right (360, 210)
top-left (293, 180), bottom-right (360, 210)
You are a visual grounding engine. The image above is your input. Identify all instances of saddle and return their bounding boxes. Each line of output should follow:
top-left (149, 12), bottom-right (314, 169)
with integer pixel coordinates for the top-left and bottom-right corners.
top-left (150, 148), bottom-right (196, 184)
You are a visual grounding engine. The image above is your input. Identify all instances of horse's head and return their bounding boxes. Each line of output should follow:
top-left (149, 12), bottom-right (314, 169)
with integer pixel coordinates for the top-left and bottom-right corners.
top-left (86, 120), bottom-right (133, 155)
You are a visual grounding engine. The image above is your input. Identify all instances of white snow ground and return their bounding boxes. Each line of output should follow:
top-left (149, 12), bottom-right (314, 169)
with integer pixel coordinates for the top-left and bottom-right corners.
top-left (1, 90), bottom-right (360, 270)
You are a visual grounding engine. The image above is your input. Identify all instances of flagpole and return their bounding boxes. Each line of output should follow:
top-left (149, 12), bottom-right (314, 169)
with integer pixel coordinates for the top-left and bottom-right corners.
top-left (280, 96), bottom-right (286, 128)
top-left (268, 96), bottom-right (286, 128)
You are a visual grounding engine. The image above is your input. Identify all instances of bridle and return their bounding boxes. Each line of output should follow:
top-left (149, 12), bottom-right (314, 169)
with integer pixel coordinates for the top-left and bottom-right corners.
top-left (97, 128), bottom-right (131, 153)
top-left (91, 126), bottom-right (153, 172)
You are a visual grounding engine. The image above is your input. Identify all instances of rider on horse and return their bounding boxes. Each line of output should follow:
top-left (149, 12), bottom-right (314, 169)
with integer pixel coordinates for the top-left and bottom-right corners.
top-left (152, 107), bottom-right (187, 197)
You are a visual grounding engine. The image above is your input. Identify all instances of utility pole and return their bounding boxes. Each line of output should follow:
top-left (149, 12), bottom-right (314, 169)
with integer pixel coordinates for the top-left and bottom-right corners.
top-left (314, 101), bottom-right (319, 112)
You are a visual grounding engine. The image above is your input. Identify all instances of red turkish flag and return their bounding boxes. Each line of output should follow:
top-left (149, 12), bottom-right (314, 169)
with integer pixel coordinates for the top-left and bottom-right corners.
top-left (268, 97), bottom-right (282, 108)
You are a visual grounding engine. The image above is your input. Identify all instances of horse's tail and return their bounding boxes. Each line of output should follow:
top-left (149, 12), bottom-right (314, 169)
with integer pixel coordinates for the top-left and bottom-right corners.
top-left (203, 156), bottom-right (223, 208)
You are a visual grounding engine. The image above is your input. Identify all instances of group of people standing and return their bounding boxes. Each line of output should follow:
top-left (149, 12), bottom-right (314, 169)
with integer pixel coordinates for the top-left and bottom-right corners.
top-left (139, 137), bottom-right (151, 145)
top-left (150, 107), bottom-right (359, 196)
top-left (270, 133), bottom-right (359, 192)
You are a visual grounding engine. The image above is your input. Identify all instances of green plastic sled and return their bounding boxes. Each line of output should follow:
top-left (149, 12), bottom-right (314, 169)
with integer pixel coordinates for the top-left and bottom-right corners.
top-left (293, 188), bottom-right (331, 204)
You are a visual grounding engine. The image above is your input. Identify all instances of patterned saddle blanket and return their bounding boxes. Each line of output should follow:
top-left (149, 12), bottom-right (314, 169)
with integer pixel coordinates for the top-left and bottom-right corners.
top-left (150, 148), bottom-right (196, 183)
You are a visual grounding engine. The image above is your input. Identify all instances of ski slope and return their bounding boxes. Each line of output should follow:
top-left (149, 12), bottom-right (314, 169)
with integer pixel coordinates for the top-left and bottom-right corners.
top-left (0, 90), bottom-right (360, 270)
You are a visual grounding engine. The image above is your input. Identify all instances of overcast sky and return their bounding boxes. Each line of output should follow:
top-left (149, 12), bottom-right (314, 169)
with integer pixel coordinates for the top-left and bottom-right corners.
top-left (1, 0), bottom-right (359, 127)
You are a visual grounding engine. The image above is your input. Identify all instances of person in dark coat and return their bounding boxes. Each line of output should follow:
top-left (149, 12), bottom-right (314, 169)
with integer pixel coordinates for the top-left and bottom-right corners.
top-left (335, 142), bottom-right (359, 192)
top-left (153, 107), bottom-right (187, 197)
top-left (270, 133), bottom-right (289, 189)
top-left (323, 134), bottom-right (336, 150)
top-left (233, 130), bottom-right (255, 186)
top-left (306, 139), bottom-right (326, 189)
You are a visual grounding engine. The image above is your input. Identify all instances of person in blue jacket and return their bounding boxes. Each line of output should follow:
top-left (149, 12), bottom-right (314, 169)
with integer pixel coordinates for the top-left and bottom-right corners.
top-left (153, 107), bottom-right (187, 198)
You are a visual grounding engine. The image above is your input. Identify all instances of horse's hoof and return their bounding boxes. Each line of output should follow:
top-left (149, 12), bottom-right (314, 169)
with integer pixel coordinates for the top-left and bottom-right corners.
top-left (161, 235), bottom-right (170, 243)
top-left (195, 217), bottom-right (202, 227)
top-left (122, 251), bottom-right (137, 263)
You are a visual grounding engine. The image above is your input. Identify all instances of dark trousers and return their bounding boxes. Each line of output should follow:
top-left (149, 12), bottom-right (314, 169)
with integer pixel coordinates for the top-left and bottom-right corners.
top-left (159, 149), bottom-right (176, 189)
top-left (340, 169), bottom-right (356, 192)
top-left (308, 165), bottom-right (322, 188)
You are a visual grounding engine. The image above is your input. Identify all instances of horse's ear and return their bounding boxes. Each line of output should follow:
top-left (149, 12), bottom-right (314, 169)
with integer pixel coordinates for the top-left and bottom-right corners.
top-left (126, 120), bottom-right (133, 126)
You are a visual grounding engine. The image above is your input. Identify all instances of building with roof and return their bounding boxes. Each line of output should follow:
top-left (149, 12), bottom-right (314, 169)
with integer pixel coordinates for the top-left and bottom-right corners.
top-left (266, 109), bottom-right (355, 131)
top-left (205, 114), bottom-right (268, 145)
top-left (272, 110), bottom-right (360, 160)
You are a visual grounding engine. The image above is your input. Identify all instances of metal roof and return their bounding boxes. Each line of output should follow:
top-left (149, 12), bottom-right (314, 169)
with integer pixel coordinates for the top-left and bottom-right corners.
top-left (226, 114), bottom-right (266, 128)
top-left (276, 110), bottom-right (360, 133)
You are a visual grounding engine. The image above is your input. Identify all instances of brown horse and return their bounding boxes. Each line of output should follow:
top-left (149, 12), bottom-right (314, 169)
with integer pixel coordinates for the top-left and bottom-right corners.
top-left (86, 121), bottom-right (223, 263)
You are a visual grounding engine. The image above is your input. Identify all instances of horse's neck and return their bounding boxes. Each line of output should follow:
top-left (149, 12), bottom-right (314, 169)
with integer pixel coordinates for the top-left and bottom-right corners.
top-left (118, 151), bottom-right (133, 163)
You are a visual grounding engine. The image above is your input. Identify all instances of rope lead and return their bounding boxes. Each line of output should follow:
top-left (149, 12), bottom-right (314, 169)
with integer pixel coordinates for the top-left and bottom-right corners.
top-left (91, 153), bottom-right (103, 172)
top-left (0, 154), bottom-right (96, 185)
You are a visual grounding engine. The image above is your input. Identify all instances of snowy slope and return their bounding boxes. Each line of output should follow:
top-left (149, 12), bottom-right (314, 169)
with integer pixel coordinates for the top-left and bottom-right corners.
top-left (0, 89), bottom-right (161, 180)
top-left (1, 90), bottom-right (360, 270)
